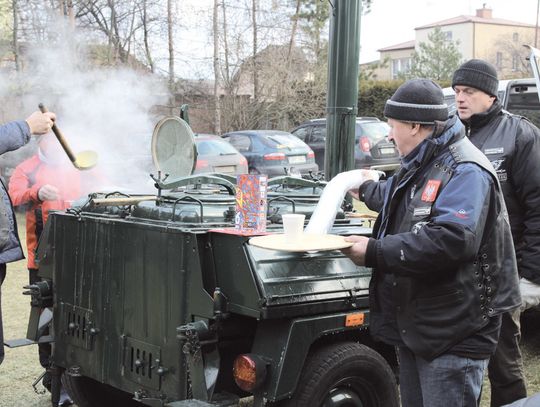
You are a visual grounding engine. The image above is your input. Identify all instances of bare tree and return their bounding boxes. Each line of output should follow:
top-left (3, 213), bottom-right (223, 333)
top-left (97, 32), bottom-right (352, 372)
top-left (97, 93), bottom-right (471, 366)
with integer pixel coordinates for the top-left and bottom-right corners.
top-left (213, 0), bottom-right (221, 134)
top-left (12, 0), bottom-right (20, 71)
top-left (167, 0), bottom-right (174, 89)
top-left (140, 0), bottom-right (154, 72)
top-left (220, 0), bottom-right (231, 91)
top-left (251, 0), bottom-right (258, 102)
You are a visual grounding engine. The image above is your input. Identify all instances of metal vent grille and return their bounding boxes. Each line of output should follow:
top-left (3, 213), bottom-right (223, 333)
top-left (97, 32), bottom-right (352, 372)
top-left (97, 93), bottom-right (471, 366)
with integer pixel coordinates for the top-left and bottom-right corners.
top-left (123, 337), bottom-right (161, 389)
top-left (60, 303), bottom-right (95, 350)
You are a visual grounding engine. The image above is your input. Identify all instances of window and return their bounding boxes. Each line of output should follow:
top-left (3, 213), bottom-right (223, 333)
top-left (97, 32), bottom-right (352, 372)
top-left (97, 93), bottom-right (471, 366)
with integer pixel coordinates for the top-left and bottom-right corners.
top-left (226, 135), bottom-right (251, 152)
top-left (292, 127), bottom-right (309, 142)
top-left (513, 32), bottom-right (519, 42)
top-left (310, 126), bottom-right (326, 143)
top-left (391, 58), bottom-right (411, 79)
top-left (512, 55), bottom-right (519, 71)
top-left (443, 31), bottom-right (453, 41)
top-left (496, 52), bottom-right (503, 68)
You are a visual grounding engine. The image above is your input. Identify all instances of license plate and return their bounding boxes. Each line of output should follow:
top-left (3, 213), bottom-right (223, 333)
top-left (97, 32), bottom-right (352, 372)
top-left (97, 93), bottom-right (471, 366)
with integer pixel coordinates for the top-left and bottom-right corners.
top-left (288, 155), bottom-right (306, 164)
top-left (215, 166), bottom-right (235, 173)
top-left (379, 147), bottom-right (395, 155)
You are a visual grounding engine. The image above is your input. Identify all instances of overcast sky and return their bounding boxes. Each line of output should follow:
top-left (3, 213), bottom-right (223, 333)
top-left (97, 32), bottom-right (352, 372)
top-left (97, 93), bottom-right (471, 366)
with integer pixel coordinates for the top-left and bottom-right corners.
top-left (360, 0), bottom-right (540, 63)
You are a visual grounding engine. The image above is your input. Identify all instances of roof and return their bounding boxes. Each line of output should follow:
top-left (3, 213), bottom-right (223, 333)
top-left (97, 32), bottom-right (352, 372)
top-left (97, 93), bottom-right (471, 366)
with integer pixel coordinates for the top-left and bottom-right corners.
top-left (416, 15), bottom-right (535, 30)
top-left (378, 40), bottom-right (415, 52)
top-left (223, 130), bottom-right (293, 136)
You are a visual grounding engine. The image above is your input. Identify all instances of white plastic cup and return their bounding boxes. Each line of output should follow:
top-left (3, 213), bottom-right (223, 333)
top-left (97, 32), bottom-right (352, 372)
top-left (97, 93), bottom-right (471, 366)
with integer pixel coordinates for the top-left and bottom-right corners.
top-left (282, 213), bottom-right (305, 243)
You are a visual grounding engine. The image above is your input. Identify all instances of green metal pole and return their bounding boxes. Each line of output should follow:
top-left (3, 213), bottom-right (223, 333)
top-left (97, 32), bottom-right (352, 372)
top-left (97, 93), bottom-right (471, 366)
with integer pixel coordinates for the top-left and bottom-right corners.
top-left (325, 0), bottom-right (362, 180)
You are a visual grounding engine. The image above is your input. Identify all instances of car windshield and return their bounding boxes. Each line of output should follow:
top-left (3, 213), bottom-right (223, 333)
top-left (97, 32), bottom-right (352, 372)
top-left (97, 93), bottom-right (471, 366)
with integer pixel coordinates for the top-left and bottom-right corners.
top-left (263, 133), bottom-right (306, 149)
top-left (356, 122), bottom-right (390, 143)
top-left (196, 138), bottom-right (238, 155)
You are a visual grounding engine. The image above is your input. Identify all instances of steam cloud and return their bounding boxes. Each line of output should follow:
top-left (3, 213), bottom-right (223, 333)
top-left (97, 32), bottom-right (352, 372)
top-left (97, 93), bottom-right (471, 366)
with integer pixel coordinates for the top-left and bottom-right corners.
top-left (0, 19), bottom-right (169, 194)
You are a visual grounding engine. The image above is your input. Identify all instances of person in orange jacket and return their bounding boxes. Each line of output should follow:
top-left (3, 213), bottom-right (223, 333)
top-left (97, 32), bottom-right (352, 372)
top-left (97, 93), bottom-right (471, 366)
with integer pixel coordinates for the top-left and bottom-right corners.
top-left (9, 132), bottom-right (102, 271)
top-left (8, 132), bottom-right (103, 405)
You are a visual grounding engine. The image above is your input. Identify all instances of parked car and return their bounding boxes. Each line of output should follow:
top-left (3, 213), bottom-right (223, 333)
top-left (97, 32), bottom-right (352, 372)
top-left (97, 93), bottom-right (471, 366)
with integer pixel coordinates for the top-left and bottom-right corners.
top-left (290, 117), bottom-right (400, 174)
top-left (193, 134), bottom-right (248, 175)
top-left (221, 130), bottom-right (318, 176)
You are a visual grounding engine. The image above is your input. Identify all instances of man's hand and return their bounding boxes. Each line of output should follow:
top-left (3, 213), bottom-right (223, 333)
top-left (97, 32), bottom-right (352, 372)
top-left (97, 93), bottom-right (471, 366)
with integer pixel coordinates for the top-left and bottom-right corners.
top-left (341, 235), bottom-right (370, 266)
top-left (347, 170), bottom-right (379, 201)
top-left (25, 111), bottom-right (55, 135)
top-left (520, 278), bottom-right (540, 311)
top-left (38, 184), bottom-right (59, 201)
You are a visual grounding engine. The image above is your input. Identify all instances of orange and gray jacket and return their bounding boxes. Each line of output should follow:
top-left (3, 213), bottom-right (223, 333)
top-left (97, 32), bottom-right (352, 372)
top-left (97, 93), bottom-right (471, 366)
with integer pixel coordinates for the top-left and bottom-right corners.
top-left (8, 155), bottom-right (83, 269)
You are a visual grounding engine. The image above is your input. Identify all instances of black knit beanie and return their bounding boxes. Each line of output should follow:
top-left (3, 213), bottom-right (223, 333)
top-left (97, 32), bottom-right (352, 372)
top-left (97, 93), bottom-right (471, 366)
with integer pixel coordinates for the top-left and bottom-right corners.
top-left (384, 79), bottom-right (448, 124)
top-left (452, 59), bottom-right (498, 96)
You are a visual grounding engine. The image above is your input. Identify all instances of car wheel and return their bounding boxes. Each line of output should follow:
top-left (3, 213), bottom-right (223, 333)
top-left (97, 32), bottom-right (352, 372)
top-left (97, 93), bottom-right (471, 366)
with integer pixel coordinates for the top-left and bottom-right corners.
top-left (270, 342), bottom-right (399, 407)
top-left (249, 167), bottom-right (260, 174)
top-left (62, 374), bottom-right (141, 407)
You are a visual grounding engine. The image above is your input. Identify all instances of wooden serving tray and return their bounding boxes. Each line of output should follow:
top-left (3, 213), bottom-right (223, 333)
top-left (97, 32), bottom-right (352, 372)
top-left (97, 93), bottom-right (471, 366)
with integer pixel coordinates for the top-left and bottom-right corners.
top-left (249, 233), bottom-right (353, 252)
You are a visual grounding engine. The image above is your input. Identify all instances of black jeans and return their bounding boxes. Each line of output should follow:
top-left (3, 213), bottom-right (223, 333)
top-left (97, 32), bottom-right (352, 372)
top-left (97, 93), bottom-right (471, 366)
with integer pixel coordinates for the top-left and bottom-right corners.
top-left (488, 308), bottom-right (527, 406)
top-left (0, 263), bottom-right (6, 365)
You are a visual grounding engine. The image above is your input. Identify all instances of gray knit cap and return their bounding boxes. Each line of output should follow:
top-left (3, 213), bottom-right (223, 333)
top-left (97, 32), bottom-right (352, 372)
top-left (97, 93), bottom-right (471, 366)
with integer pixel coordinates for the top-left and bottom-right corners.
top-left (384, 79), bottom-right (448, 124)
top-left (452, 59), bottom-right (498, 97)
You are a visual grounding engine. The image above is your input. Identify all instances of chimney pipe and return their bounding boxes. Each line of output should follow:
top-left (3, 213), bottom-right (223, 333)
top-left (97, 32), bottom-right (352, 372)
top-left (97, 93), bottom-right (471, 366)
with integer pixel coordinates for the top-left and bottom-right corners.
top-left (476, 5), bottom-right (493, 19)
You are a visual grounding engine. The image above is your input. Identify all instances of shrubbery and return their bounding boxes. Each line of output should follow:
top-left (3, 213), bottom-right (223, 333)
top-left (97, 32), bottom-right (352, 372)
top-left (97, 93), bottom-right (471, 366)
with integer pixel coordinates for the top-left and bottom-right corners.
top-left (358, 79), bottom-right (452, 119)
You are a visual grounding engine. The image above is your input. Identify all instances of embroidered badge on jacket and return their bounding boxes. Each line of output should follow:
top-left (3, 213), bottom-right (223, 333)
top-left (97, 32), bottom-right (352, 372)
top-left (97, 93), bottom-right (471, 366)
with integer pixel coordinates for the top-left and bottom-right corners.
top-left (421, 179), bottom-right (441, 202)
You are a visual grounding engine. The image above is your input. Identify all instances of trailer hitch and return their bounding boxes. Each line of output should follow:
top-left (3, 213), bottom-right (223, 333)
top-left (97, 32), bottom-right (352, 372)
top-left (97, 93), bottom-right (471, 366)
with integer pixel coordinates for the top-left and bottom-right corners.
top-left (177, 321), bottom-right (219, 402)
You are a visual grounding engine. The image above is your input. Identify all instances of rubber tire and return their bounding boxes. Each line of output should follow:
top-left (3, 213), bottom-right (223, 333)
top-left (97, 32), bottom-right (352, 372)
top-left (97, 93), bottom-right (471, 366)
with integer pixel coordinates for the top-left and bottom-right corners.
top-left (272, 342), bottom-right (399, 407)
top-left (249, 167), bottom-right (260, 174)
top-left (62, 374), bottom-right (141, 407)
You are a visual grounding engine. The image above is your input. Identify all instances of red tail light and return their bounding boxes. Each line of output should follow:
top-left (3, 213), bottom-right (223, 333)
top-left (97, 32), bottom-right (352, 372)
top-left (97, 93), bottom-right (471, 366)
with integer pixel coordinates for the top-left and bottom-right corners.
top-left (239, 156), bottom-right (248, 166)
top-left (307, 150), bottom-right (315, 159)
top-left (359, 136), bottom-right (371, 152)
top-left (263, 152), bottom-right (286, 161)
top-left (233, 354), bottom-right (267, 392)
top-left (196, 159), bottom-right (209, 169)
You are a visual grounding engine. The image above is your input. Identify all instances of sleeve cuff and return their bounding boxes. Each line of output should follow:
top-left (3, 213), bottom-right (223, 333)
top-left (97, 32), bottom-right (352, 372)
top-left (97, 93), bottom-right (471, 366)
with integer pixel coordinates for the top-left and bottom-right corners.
top-left (30, 184), bottom-right (42, 202)
top-left (358, 180), bottom-right (375, 202)
top-left (365, 238), bottom-right (378, 268)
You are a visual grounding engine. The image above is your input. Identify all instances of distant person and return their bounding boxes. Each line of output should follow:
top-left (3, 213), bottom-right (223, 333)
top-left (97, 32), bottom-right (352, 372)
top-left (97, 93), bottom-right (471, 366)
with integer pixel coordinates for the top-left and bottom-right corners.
top-left (0, 110), bottom-right (55, 366)
top-left (452, 59), bottom-right (540, 407)
top-left (342, 79), bottom-right (521, 406)
top-left (9, 131), bottom-right (103, 405)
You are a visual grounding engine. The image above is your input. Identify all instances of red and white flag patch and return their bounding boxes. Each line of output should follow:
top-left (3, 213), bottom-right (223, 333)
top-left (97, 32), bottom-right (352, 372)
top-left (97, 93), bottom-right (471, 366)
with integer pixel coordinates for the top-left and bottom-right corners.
top-left (421, 179), bottom-right (441, 202)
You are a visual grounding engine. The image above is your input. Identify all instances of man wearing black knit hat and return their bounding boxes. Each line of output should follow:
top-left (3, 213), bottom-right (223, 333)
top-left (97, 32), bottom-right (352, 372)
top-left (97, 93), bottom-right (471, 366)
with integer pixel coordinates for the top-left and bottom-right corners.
top-left (453, 59), bottom-right (540, 407)
top-left (342, 78), bottom-right (520, 406)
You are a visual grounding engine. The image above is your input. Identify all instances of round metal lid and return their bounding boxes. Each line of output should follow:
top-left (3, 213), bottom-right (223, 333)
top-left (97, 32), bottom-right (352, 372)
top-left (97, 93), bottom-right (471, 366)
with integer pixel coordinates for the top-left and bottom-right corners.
top-left (151, 116), bottom-right (197, 178)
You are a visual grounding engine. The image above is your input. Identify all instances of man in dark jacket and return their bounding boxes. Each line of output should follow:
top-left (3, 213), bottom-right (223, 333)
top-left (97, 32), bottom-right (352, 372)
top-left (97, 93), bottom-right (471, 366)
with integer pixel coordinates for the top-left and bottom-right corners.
top-left (452, 59), bottom-right (540, 407)
top-left (342, 79), bottom-right (521, 407)
top-left (0, 110), bottom-right (55, 365)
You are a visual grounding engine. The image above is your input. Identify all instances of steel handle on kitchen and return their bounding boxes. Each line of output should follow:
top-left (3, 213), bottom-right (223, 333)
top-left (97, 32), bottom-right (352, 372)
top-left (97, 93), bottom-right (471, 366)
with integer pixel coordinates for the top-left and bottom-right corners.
top-left (38, 103), bottom-right (77, 163)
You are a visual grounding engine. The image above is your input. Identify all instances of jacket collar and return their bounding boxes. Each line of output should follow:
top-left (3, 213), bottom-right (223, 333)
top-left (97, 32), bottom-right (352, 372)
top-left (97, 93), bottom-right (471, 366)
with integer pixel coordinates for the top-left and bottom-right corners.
top-left (400, 115), bottom-right (465, 171)
top-left (460, 100), bottom-right (502, 131)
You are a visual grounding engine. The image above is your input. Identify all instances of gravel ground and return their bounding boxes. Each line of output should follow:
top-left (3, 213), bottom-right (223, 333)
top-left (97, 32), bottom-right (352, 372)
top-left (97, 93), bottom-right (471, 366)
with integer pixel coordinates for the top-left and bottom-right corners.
top-left (1, 213), bottom-right (540, 407)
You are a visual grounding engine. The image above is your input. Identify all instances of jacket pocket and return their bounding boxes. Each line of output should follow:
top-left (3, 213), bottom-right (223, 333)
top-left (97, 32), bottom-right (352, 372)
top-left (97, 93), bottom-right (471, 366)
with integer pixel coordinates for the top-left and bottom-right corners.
top-left (416, 290), bottom-right (464, 309)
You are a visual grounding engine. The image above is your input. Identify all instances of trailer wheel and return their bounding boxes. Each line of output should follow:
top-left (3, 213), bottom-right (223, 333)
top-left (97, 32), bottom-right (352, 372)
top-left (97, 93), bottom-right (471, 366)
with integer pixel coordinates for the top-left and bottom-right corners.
top-left (272, 342), bottom-right (399, 407)
top-left (62, 374), bottom-right (141, 407)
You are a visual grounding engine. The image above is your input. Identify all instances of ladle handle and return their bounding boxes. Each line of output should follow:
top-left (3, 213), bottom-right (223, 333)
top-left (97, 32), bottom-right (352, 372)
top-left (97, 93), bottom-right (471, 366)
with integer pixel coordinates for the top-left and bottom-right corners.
top-left (38, 103), bottom-right (77, 163)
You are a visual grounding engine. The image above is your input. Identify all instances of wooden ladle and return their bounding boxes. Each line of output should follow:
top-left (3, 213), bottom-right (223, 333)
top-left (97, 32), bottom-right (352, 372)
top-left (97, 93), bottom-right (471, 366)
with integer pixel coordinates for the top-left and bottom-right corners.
top-left (39, 103), bottom-right (98, 170)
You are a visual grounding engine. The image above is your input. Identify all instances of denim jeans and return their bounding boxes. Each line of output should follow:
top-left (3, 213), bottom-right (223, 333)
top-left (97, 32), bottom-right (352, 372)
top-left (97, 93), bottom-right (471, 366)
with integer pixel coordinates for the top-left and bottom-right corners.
top-left (398, 346), bottom-right (488, 407)
top-left (0, 263), bottom-right (6, 365)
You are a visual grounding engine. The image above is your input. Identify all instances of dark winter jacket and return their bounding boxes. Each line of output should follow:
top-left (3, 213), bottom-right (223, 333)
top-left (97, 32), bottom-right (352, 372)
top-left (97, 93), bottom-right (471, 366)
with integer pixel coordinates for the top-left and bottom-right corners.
top-left (462, 101), bottom-right (540, 285)
top-left (359, 116), bottom-right (520, 360)
top-left (0, 120), bottom-right (31, 264)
